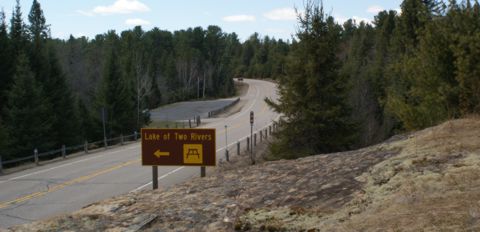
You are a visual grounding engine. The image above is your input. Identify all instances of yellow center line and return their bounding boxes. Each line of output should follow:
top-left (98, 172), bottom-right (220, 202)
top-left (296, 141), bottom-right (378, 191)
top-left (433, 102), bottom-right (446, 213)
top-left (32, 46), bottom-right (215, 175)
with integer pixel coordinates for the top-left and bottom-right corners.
top-left (0, 159), bottom-right (140, 209)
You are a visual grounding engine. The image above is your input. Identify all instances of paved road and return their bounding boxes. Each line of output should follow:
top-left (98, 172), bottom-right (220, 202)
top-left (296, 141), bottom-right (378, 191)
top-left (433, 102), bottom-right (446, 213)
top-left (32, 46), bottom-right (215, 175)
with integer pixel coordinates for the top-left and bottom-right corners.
top-left (0, 79), bottom-right (279, 228)
top-left (150, 97), bottom-right (239, 121)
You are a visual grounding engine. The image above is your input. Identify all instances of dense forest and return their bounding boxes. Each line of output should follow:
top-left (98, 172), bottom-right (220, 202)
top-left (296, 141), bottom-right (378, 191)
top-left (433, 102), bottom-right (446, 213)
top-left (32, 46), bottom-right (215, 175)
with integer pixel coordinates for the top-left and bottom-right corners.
top-left (0, 0), bottom-right (289, 159)
top-left (269, 0), bottom-right (480, 158)
top-left (1, 0), bottom-right (480, 161)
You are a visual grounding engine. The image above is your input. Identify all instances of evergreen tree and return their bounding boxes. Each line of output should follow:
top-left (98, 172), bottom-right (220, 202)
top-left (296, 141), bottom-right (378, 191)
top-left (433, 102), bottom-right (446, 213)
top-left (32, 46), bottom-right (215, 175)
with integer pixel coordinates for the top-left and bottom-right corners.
top-left (266, 1), bottom-right (356, 158)
top-left (0, 10), bottom-right (14, 112)
top-left (28, 0), bottom-right (49, 43)
top-left (4, 53), bottom-right (53, 157)
top-left (77, 98), bottom-right (99, 141)
top-left (45, 46), bottom-right (80, 145)
top-left (10, 0), bottom-right (27, 54)
top-left (27, 0), bottom-right (50, 82)
top-left (96, 32), bottom-right (135, 136)
top-left (0, 117), bottom-right (8, 157)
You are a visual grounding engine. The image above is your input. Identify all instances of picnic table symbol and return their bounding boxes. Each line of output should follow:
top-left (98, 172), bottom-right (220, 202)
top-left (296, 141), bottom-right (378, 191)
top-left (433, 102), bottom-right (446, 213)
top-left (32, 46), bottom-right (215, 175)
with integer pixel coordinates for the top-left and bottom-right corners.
top-left (183, 144), bottom-right (203, 164)
top-left (186, 148), bottom-right (200, 158)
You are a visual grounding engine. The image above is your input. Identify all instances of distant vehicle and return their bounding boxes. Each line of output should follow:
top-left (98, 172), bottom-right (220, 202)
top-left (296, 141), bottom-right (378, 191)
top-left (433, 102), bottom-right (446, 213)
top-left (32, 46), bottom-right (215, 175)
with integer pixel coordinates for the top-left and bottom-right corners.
top-left (237, 77), bottom-right (244, 81)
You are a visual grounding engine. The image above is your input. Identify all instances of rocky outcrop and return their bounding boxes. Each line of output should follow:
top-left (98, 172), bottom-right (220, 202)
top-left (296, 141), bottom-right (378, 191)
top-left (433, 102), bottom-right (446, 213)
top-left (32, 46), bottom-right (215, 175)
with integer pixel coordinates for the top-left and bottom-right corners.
top-left (10, 117), bottom-right (480, 231)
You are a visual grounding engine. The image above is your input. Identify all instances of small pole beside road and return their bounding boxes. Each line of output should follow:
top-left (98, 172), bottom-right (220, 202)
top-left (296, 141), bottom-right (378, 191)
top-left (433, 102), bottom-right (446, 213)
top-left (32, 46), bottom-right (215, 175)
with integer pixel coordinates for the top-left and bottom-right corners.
top-left (237, 141), bottom-right (240, 156)
top-left (102, 107), bottom-right (107, 149)
top-left (62, 145), bottom-right (66, 159)
top-left (34, 148), bottom-right (39, 166)
top-left (84, 141), bottom-right (88, 154)
top-left (225, 125), bottom-right (229, 162)
top-left (200, 166), bottom-right (206, 177)
top-left (0, 155), bottom-right (3, 174)
top-left (250, 111), bottom-right (255, 165)
top-left (152, 166), bottom-right (158, 190)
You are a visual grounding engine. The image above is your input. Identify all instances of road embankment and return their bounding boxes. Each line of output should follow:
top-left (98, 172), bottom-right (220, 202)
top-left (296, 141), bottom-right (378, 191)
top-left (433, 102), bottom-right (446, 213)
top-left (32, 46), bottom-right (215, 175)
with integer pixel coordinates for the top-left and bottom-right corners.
top-left (10, 117), bottom-right (480, 231)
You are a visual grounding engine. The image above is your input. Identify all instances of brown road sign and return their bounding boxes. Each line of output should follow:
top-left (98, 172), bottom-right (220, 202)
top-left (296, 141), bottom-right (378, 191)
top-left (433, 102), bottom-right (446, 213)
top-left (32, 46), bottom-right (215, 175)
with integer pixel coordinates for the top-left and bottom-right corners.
top-left (141, 128), bottom-right (216, 166)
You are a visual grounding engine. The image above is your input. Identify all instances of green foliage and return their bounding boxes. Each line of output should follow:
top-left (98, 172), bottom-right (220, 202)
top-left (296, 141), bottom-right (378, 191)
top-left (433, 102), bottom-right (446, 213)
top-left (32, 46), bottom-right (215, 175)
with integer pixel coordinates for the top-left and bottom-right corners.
top-left (0, 117), bottom-right (8, 154)
top-left (0, 10), bottom-right (14, 112)
top-left (385, 1), bottom-right (480, 130)
top-left (96, 32), bottom-right (136, 136)
top-left (267, 1), bottom-right (357, 159)
top-left (10, 0), bottom-right (27, 54)
top-left (45, 46), bottom-right (80, 145)
top-left (4, 53), bottom-right (53, 157)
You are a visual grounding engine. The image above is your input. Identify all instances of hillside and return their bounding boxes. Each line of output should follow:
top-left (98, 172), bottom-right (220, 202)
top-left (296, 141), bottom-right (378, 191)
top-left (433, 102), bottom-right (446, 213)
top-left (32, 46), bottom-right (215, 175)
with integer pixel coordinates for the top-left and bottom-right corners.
top-left (7, 117), bottom-right (480, 231)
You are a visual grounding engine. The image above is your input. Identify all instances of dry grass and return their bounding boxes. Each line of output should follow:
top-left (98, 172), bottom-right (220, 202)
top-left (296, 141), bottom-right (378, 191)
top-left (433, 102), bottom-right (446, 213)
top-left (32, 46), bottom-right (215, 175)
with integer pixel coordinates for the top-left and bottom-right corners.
top-left (320, 117), bottom-right (480, 231)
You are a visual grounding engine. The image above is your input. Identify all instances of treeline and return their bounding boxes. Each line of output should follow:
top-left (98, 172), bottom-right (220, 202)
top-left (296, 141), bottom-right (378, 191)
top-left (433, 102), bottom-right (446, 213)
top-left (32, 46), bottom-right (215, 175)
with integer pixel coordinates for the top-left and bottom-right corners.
top-left (2, 0), bottom-right (276, 159)
top-left (268, 0), bottom-right (480, 159)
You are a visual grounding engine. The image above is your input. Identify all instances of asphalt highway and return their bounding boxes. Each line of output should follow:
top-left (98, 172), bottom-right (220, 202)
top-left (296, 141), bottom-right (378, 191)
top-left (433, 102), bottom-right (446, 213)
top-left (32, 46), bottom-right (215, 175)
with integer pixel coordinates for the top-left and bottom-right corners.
top-left (0, 79), bottom-right (279, 228)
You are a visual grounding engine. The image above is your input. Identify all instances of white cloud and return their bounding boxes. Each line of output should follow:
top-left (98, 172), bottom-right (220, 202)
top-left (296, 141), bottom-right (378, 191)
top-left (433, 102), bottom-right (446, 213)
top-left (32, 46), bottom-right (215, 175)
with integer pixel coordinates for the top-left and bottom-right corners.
top-left (264, 7), bottom-right (297, 21)
top-left (367, 5), bottom-right (384, 14)
top-left (125, 18), bottom-right (151, 26)
top-left (222, 15), bottom-right (256, 22)
top-left (76, 10), bottom-right (94, 17)
top-left (78, 0), bottom-right (150, 16)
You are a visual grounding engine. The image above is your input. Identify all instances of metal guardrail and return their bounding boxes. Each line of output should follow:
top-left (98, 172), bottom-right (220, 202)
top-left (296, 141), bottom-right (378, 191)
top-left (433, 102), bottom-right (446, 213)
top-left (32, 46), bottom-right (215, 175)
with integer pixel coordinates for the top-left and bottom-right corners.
top-left (208, 98), bottom-right (240, 118)
top-left (0, 132), bottom-right (142, 174)
top-left (0, 117), bottom-right (281, 174)
top-left (220, 120), bottom-right (280, 164)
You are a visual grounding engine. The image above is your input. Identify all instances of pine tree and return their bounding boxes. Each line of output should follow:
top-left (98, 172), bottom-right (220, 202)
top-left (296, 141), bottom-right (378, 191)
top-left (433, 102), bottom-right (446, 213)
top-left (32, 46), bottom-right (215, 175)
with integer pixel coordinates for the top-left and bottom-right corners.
top-left (96, 32), bottom-right (135, 136)
top-left (4, 53), bottom-right (53, 157)
top-left (77, 99), bottom-right (99, 141)
top-left (266, 1), bottom-right (357, 158)
top-left (0, 117), bottom-right (8, 158)
top-left (45, 47), bottom-right (80, 146)
top-left (0, 10), bottom-right (14, 113)
top-left (10, 0), bottom-right (27, 54)
top-left (27, 0), bottom-right (49, 83)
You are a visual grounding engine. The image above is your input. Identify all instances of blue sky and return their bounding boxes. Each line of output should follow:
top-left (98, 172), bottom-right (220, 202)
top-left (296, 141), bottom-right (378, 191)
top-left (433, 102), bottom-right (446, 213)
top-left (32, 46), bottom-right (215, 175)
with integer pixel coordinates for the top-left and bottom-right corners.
top-left (0, 0), bottom-right (402, 41)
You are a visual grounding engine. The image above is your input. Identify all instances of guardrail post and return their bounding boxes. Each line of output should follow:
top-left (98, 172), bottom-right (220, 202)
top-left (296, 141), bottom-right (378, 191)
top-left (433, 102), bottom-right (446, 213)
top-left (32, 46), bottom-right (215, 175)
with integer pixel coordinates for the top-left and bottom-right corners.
top-left (260, 131), bottom-right (263, 142)
top-left (134, 131), bottom-right (138, 141)
top-left (0, 155), bottom-right (3, 174)
top-left (200, 166), bottom-right (206, 177)
top-left (247, 137), bottom-right (250, 151)
top-left (225, 150), bottom-right (229, 162)
top-left (34, 148), bottom-right (39, 165)
top-left (269, 125), bottom-right (272, 135)
top-left (62, 145), bottom-right (66, 159)
top-left (84, 141), bottom-right (88, 154)
top-left (189, 119), bottom-right (192, 128)
top-left (237, 141), bottom-right (240, 156)
top-left (265, 128), bottom-right (268, 139)
top-left (104, 136), bottom-right (108, 150)
top-left (254, 134), bottom-right (257, 147)
top-left (120, 134), bottom-right (124, 145)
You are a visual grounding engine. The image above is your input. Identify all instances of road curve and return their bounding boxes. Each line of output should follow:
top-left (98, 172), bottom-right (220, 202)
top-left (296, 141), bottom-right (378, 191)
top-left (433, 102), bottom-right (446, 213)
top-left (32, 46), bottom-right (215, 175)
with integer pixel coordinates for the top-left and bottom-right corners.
top-left (0, 79), bottom-right (279, 228)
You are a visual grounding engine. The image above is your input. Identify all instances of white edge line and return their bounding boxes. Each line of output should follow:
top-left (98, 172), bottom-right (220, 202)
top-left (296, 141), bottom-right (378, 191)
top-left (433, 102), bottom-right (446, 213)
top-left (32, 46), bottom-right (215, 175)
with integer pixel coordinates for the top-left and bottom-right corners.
top-left (0, 145), bottom-right (140, 184)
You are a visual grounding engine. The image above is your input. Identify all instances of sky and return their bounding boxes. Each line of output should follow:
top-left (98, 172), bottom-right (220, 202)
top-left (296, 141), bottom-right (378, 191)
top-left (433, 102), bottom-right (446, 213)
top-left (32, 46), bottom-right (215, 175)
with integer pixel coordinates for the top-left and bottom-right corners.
top-left (0, 0), bottom-right (403, 41)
